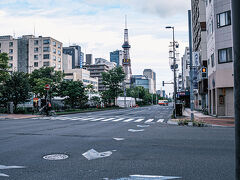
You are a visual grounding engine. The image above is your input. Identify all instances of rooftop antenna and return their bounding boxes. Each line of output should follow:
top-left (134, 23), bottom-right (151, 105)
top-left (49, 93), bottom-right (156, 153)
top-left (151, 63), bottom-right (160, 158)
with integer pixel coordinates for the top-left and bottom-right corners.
top-left (34, 25), bottom-right (36, 36)
top-left (13, 29), bottom-right (16, 38)
top-left (125, 14), bottom-right (127, 29)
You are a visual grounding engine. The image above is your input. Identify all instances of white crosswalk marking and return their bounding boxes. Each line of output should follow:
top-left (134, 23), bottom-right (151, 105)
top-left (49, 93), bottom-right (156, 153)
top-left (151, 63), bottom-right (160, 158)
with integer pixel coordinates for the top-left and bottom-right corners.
top-left (81, 117), bottom-right (94, 121)
top-left (112, 118), bottom-right (124, 122)
top-left (157, 119), bottom-right (164, 123)
top-left (90, 118), bottom-right (105, 121)
top-left (101, 118), bottom-right (115, 122)
top-left (145, 119), bottom-right (154, 123)
top-left (134, 119), bottom-right (144, 122)
top-left (123, 118), bottom-right (134, 122)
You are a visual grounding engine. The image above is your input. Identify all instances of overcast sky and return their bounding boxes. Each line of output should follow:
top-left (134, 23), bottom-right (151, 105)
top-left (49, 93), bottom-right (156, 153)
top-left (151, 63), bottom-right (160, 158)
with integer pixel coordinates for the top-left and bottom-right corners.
top-left (0, 0), bottom-right (191, 95)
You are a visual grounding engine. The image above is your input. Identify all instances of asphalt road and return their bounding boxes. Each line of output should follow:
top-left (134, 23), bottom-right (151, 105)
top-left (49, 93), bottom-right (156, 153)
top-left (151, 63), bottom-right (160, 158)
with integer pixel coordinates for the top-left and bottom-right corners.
top-left (0, 105), bottom-right (234, 180)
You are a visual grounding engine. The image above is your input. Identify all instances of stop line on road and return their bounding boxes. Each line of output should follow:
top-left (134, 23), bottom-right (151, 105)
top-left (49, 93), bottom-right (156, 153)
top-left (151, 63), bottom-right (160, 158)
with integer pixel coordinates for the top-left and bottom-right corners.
top-left (33, 116), bottom-right (167, 124)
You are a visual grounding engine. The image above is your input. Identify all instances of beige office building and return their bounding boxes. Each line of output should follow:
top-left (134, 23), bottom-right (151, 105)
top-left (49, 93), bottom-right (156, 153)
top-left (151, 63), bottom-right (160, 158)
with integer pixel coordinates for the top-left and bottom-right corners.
top-left (64, 69), bottom-right (98, 91)
top-left (0, 35), bottom-right (63, 74)
top-left (0, 36), bottom-right (18, 73)
top-left (206, 0), bottom-right (234, 117)
top-left (28, 36), bottom-right (63, 73)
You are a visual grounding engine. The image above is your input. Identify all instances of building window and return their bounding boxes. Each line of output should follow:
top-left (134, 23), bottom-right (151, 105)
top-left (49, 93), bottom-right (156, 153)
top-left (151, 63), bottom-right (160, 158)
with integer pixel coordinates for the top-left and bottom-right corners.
top-left (58, 64), bottom-right (61, 69)
top-left (34, 62), bottom-right (38, 67)
top-left (53, 41), bottom-right (56, 46)
top-left (217, 11), bottom-right (231, 28)
top-left (9, 63), bottom-right (13, 68)
top-left (53, 48), bottom-right (56, 54)
top-left (53, 55), bottom-right (56, 61)
top-left (43, 47), bottom-right (50, 52)
top-left (34, 40), bottom-right (39, 45)
top-left (53, 63), bottom-right (56, 68)
top-left (57, 57), bottom-right (61, 62)
top-left (9, 49), bottom-right (13, 54)
top-left (9, 42), bottom-right (13, 47)
top-left (218, 47), bottom-right (233, 64)
top-left (211, 53), bottom-right (215, 67)
top-left (43, 54), bottom-right (50, 59)
top-left (34, 47), bottom-right (38, 53)
top-left (9, 56), bottom-right (13, 60)
top-left (43, 61), bottom-right (50, 67)
top-left (57, 50), bottom-right (61, 55)
top-left (57, 44), bottom-right (61, 49)
top-left (43, 39), bottom-right (50, 45)
top-left (34, 55), bottom-right (38, 60)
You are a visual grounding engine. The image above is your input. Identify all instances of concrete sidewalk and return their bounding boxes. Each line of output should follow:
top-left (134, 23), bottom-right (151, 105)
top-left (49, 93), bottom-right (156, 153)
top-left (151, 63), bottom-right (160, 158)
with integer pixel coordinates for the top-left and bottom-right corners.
top-left (182, 108), bottom-right (235, 127)
top-left (0, 114), bottom-right (40, 120)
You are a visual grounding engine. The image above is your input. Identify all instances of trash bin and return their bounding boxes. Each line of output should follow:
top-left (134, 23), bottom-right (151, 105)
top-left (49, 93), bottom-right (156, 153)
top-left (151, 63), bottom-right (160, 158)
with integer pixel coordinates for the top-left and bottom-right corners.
top-left (176, 103), bottom-right (183, 116)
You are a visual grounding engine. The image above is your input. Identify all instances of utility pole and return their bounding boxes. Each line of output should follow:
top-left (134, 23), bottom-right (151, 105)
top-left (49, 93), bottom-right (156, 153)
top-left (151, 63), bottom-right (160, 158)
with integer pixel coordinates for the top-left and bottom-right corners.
top-left (123, 82), bottom-right (126, 108)
top-left (232, 0), bottom-right (240, 179)
top-left (166, 26), bottom-right (177, 118)
top-left (188, 10), bottom-right (194, 122)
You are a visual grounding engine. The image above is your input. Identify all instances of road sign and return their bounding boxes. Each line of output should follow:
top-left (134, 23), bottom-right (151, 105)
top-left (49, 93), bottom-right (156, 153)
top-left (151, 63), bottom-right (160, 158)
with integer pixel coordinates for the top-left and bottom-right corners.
top-left (45, 84), bottom-right (50, 90)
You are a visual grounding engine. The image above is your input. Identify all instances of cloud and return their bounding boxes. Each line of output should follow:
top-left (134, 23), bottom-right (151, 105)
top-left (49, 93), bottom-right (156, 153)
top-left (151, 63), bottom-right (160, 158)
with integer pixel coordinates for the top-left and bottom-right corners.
top-left (0, 0), bottom-right (191, 94)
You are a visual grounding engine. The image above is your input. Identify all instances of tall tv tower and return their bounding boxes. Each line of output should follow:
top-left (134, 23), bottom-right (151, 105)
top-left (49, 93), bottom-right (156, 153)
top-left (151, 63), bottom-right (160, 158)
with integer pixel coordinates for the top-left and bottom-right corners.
top-left (122, 15), bottom-right (132, 85)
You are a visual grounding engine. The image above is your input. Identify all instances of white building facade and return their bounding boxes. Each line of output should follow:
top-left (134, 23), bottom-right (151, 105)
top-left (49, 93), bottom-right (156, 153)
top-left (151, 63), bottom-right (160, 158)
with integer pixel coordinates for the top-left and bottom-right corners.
top-left (206, 0), bottom-right (234, 116)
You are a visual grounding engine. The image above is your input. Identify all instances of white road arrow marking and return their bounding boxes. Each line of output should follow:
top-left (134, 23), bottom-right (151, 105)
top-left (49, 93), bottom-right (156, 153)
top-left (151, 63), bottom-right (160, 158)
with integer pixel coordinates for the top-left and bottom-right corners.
top-left (130, 174), bottom-right (181, 179)
top-left (113, 138), bottom-right (125, 141)
top-left (0, 173), bottom-right (9, 177)
top-left (128, 129), bottom-right (145, 132)
top-left (0, 165), bottom-right (26, 177)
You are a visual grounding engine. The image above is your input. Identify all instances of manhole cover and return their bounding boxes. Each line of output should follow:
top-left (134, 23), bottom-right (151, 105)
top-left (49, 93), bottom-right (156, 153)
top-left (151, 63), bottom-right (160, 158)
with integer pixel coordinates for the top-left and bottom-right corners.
top-left (43, 154), bottom-right (69, 160)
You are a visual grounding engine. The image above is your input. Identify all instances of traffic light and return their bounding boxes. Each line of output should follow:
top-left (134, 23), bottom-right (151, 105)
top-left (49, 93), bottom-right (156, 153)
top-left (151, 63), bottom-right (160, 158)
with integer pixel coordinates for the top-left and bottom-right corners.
top-left (162, 81), bottom-right (165, 86)
top-left (202, 67), bottom-right (207, 79)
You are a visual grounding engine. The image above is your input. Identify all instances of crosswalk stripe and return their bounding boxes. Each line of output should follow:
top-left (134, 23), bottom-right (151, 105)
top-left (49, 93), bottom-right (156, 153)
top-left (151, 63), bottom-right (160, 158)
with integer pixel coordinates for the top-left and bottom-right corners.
top-left (145, 119), bottom-right (154, 123)
top-left (112, 118), bottom-right (124, 122)
top-left (90, 118), bottom-right (105, 121)
top-left (81, 117), bottom-right (94, 121)
top-left (123, 118), bottom-right (134, 122)
top-left (134, 119), bottom-right (144, 122)
top-left (157, 119), bottom-right (164, 123)
top-left (101, 118), bottom-right (115, 122)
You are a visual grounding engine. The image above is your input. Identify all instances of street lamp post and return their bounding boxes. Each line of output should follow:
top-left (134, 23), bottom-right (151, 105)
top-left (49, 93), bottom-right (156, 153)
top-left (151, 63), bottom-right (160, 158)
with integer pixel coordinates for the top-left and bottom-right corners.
top-left (166, 26), bottom-right (177, 118)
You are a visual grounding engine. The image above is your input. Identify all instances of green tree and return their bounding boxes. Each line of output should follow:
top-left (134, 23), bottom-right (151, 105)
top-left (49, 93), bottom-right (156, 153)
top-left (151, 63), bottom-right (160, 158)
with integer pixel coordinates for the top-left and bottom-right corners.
top-left (101, 67), bottom-right (125, 106)
top-left (0, 53), bottom-right (10, 83)
top-left (1, 72), bottom-right (31, 111)
top-left (126, 86), bottom-right (152, 105)
top-left (29, 67), bottom-right (64, 98)
top-left (58, 80), bottom-right (88, 109)
top-left (90, 96), bottom-right (101, 107)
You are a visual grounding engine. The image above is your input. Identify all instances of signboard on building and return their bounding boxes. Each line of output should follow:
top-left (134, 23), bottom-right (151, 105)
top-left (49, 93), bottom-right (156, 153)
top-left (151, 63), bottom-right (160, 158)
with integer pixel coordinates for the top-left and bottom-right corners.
top-left (193, 52), bottom-right (200, 67)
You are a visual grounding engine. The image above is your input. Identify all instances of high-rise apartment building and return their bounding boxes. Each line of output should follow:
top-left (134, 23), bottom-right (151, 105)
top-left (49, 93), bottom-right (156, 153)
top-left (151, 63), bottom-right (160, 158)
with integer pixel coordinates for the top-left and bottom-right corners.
top-left (83, 58), bottom-right (115, 91)
top-left (86, 54), bottom-right (93, 65)
top-left (143, 69), bottom-right (156, 93)
top-left (0, 35), bottom-right (63, 73)
top-left (63, 45), bottom-right (83, 69)
top-left (28, 36), bottom-right (63, 73)
top-left (191, 0), bottom-right (208, 110)
top-left (110, 50), bottom-right (123, 67)
top-left (206, 0), bottom-right (234, 116)
top-left (0, 36), bottom-right (18, 73)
